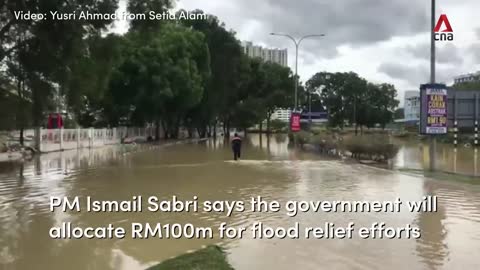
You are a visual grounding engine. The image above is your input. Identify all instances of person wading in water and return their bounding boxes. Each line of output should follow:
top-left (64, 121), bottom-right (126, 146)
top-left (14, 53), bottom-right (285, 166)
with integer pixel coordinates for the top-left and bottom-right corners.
top-left (231, 133), bottom-right (242, 160)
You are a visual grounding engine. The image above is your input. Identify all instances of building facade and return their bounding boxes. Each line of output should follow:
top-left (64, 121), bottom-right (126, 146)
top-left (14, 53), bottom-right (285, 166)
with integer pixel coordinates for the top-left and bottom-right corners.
top-left (241, 41), bottom-right (288, 67)
top-left (454, 71), bottom-right (480, 84)
top-left (404, 91), bottom-right (420, 123)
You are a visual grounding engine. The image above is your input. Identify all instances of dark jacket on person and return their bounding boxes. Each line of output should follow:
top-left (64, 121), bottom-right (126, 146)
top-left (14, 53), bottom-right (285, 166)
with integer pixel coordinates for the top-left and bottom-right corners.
top-left (231, 136), bottom-right (242, 160)
top-left (231, 136), bottom-right (242, 151)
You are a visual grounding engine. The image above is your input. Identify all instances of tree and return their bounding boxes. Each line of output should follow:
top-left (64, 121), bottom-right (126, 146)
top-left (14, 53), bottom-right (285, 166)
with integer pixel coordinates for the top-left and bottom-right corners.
top-left (1, 0), bottom-right (119, 128)
top-left (306, 72), bottom-right (398, 132)
top-left (5, 47), bottom-right (30, 144)
top-left (260, 62), bottom-right (294, 133)
top-left (180, 10), bottom-right (245, 137)
top-left (307, 72), bottom-right (367, 129)
top-left (394, 108), bottom-right (405, 119)
top-left (66, 34), bottom-right (125, 127)
top-left (371, 83), bottom-right (399, 129)
top-left (107, 23), bottom-right (210, 139)
top-left (180, 11), bottom-right (223, 137)
top-left (127, 0), bottom-right (172, 32)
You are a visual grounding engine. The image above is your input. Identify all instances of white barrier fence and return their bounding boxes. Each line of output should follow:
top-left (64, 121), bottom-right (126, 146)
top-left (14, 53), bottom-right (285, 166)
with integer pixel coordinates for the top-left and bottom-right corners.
top-left (1, 126), bottom-right (203, 154)
top-left (36, 127), bottom-right (155, 153)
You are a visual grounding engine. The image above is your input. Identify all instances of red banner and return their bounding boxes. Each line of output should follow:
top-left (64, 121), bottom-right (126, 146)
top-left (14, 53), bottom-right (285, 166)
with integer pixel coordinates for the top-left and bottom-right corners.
top-left (290, 112), bottom-right (301, 132)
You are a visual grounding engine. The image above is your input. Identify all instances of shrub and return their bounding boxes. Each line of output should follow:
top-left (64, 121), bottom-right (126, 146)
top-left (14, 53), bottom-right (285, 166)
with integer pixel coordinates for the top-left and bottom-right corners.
top-left (288, 131), bottom-right (310, 148)
top-left (310, 133), bottom-right (340, 154)
top-left (311, 129), bottom-right (321, 135)
top-left (344, 135), bottom-right (399, 162)
top-left (274, 133), bottom-right (287, 143)
top-left (269, 119), bottom-right (288, 132)
top-left (310, 126), bottom-right (327, 135)
top-left (296, 130), bottom-right (310, 147)
top-left (0, 142), bottom-right (7, 153)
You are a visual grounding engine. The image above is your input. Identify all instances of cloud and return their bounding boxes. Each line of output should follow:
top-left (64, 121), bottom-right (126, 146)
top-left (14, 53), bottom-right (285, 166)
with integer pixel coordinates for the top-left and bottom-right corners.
top-left (404, 43), bottom-right (463, 65)
top-left (177, 0), bottom-right (480, 92)
top-left (471, 43), bottom-right (480, 63)
top-left (378, 63), bottom-right (428, 86)
top-left (179, 0), bottom-right (429, 58)
top-left (378, 62), bottom-right (458, 86)
top-left (469, 28), bottom-right (480, 62)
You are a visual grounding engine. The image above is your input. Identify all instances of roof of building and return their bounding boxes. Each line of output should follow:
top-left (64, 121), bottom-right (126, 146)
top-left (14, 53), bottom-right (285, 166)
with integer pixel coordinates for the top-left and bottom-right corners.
top-left (454, 71), bottom-right (480, 79)
top-left (404, 90), bottom-right (419, 99)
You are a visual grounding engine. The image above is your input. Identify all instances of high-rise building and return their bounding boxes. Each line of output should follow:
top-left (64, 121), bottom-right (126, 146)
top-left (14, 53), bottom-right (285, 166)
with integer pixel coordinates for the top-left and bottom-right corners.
top-left (241, 41), bottom-right (288, 67)
top-left (454, 71), bottom-right (480, 84)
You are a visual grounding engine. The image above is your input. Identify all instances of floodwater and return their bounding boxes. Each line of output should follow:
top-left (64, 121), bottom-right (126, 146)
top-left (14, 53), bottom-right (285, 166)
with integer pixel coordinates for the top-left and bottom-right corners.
top-left (0, 135), bottom-right (479, 270)
top-left (393, 138), bottom-right (480, 177)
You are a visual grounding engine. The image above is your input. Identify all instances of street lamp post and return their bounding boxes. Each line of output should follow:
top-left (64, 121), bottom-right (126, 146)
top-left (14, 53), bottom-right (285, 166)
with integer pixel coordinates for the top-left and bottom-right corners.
top-left (429, 0), bottom-right (436, 171)
top-left (308, 86), bottom-right (324, 130)
top-left (270, 33), bottom-right (325, 111)
top-left (308, 90), bottom-right (312, 129)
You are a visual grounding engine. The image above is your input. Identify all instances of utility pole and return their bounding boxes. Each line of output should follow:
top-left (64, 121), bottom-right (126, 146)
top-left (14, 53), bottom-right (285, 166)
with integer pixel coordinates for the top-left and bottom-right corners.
top-left (354, 95), bottom-right (357, 135)
top-left (429, 0), bottom-right (437, 171)
top-left (308, 89), bottom-right (312, 129)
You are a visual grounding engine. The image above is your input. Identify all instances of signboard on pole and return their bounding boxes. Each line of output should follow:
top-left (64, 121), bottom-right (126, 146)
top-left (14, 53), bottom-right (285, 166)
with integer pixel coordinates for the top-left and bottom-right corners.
top-left (300, 111), bottom-right (328, 123)
top-left (420, 84), bottom-right (448, 135)
top-left (290, 112), bottom-right (301, 132)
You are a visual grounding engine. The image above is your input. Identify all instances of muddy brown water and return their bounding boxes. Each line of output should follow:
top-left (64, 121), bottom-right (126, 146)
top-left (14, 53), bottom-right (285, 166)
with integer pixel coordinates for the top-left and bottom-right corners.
top-left (393, 138), bottom-right (480, 177)
top-left (0, 135), bottom-right (479, 270)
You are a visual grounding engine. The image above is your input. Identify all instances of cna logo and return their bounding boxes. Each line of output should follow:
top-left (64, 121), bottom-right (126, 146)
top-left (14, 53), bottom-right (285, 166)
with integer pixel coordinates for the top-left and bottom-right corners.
top-left (434, 14), bottom-right (453, 41)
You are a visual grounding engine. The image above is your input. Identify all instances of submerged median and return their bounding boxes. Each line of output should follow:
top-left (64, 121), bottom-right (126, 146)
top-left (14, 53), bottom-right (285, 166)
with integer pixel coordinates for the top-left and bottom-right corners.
top-left (289, 130), bottom-right (400, 166)
top-left (147, 246), bottom-right (234, 270)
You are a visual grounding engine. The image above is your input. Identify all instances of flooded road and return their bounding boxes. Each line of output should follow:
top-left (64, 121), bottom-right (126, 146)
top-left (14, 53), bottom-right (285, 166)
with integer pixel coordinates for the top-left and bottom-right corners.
top-left (1, 135), bottom-right (480, 270)
top-left (393, 138), bottom-right (480, 177)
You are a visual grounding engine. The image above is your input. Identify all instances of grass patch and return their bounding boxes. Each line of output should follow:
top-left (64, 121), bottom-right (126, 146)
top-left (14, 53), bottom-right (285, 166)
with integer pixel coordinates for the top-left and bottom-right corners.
top-left (147, 246), bottom-right (234, 270)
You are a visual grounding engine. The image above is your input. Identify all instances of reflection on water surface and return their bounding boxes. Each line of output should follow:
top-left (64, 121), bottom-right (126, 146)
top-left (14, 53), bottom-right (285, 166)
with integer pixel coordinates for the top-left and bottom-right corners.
top-left (0, 136), bottom-right (479, 270)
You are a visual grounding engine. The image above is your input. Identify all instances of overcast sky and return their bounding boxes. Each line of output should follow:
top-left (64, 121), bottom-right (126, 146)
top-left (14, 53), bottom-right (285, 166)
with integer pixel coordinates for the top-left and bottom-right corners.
top-left (115, 0), bottom-right (480, 107)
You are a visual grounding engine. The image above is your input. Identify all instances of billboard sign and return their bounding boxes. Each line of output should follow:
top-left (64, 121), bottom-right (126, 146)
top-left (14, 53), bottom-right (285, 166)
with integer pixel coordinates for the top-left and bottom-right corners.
top-left (290, 112), bottom-right (301, 132)
top-left (300, 111), bottom-right (328, 123)
top-left (420, 84), bottom-right (448, 135)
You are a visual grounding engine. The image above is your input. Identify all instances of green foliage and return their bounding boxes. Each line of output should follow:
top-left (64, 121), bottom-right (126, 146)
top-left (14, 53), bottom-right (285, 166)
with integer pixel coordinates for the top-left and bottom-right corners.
top-left (229, 57), bottom-right (264, 130)
top-left (310, 133), bottom-right (340, 153)
top-left (344, 135), bottom-right (399, 161)
top-left (127, 0), bottom-right (172, 32)
top-left (394, 108), bottom-right (404, 119)
top-left (453, 81), bottom-right (480, 90)
top-left (288, 130), bottom-right (311, 147)
top-left (2, 3), bottom-right (402, 141)
top-left (180, 12), bottom-right (248, 136)
top-left (306, 72), bottom-right (399, 130)
top-left (269, 119), bottom-right (288, 132)
top-left (310, 126), bottom-right (327, 135)
top-left (1, 4), bottom-right (301, 138)
top-left (261, 62), bottom-right (295, 131)
top-left (148, 246), bottom-right (234, 270)
top-left (67, 34), bottom-right (125, 127)
top-left (1, 0), bottom-right (118, 127)
top-left (107, 22), bottom-right (210, 137)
